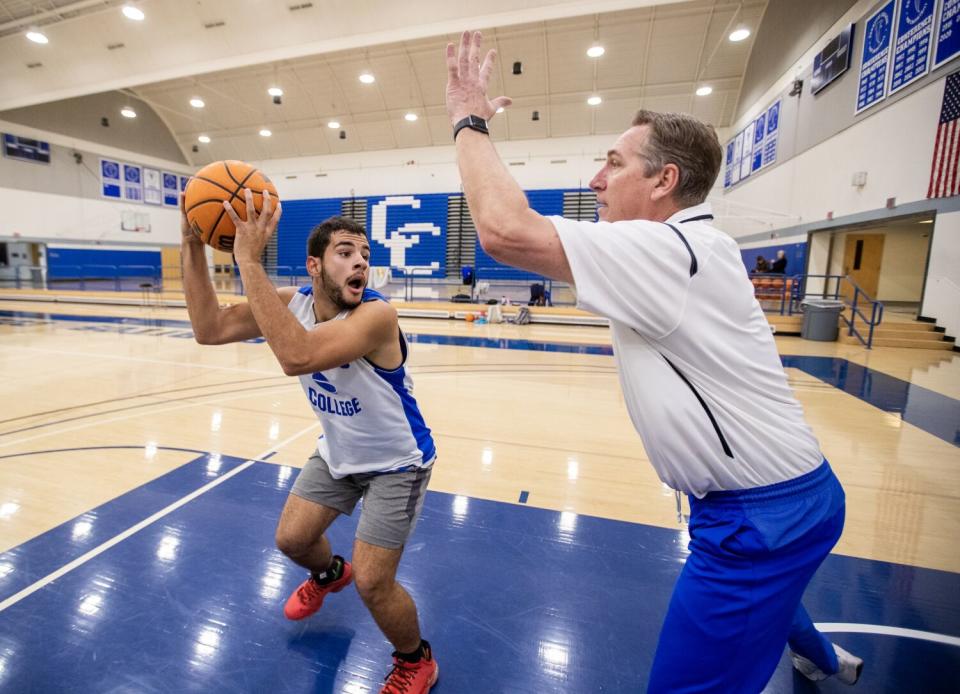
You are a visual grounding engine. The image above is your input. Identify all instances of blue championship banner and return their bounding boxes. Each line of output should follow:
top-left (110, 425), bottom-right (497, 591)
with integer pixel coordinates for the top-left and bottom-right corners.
top-left (123, 164), bottom-right (143, 202)
top-left (162, 172), bottom-right (179, 207)
top-left (101, 159), bottom-right (122, 199)
top-left (890, 0), bottom-right (936, 94)
top-left (762, 100), bottom-right (780, 167)
top-left (935, 0), bottom-right (960, 67)
top-left (724, 141), bottom-right (735, 188)
top-left (751, 112), bottom-right (766, 173)
top-left (857, 0), bottom-right (896, 113)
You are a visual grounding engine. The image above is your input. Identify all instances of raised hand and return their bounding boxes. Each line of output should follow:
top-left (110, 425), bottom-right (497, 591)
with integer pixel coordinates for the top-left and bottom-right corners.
top-left (221, 188), bottom-right (282, 265)
top-left (445, 30), bottom-right (512, 126)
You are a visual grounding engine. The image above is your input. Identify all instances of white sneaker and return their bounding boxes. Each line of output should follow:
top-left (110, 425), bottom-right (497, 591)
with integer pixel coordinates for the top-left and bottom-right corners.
top-left (790, 643), bottom-right (863, 685)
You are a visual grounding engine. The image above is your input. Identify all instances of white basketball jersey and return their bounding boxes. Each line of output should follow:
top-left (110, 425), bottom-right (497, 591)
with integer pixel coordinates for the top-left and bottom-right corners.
top-left (288, 286), bottom-right (436, 479)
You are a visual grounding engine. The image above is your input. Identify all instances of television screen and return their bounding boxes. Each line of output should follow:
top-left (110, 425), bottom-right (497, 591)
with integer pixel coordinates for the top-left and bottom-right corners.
top-left (3, 134), bottom-right (50, 164)
top-left (812, 24), bottom-right (855, 95)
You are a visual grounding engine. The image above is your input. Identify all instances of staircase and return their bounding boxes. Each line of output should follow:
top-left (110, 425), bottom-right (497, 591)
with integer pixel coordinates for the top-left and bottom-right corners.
top-left (839, 316), bottom-right (955, 350)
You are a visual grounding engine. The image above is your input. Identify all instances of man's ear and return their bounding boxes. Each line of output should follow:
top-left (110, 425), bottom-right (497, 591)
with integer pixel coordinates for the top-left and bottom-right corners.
top-left (306, 256), bottom-right (322, 277)
top-left (651, 162), bottom-right (680, 201)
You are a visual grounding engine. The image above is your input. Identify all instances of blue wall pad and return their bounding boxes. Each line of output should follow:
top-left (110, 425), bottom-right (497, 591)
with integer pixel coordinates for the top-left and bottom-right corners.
top-left (46, 247), bottom-right (161, 279)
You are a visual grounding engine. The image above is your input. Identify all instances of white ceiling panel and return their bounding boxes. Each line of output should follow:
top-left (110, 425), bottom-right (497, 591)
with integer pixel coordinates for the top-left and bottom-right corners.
top-left (0, 0), bottom-right (767, 164)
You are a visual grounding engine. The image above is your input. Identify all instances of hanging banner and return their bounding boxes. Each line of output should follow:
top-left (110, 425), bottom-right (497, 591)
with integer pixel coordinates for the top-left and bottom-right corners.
top-left (890, 0), bottom-right (937, 94)
top-left (739, 121), bottom-right (755, 181)
top-left (762, 100), bottom-right (780, 167)
top-left (934, 0), bottom-right (960, 67)
top-left (724, 141), bottom-right (734, 188)
top-left (101, 158), bottom-right (122, 199)
top-left (162, 172), bottom-right (179, 207)
top-left (856, 0), bottom-right (896, 113)
top-left (143, 168), bottom-right (162, 205)
top-left (123, 164), bottom-right (143, 202)
top-left (751, 112), bottom-right (766, 172)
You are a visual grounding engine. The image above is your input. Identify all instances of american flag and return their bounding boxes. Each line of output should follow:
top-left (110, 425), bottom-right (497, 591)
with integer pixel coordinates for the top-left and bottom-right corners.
top-left (928, 71), bottom-right (960, 198)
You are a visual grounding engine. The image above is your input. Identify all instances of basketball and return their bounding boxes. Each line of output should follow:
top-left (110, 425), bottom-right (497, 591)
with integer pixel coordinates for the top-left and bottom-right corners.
top-left (184, 160), bottom-right (279, 252)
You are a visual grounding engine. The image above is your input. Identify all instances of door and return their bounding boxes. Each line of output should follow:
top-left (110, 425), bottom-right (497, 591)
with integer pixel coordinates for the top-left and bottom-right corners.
top-left (842, 234), bottom-right (884, 300)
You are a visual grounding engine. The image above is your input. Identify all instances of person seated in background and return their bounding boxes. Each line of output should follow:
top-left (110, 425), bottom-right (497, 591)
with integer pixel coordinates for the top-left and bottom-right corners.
top-left (528, 282), bottom-right (551, 306)
top-left (771, 249), bottom-right (788, 274)
top-left (753, 255), bottom-right (770, 273)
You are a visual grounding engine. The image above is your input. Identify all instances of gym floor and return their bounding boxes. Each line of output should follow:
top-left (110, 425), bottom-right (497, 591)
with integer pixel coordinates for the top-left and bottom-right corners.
top-left (0, 299), bottom-right (957, 692)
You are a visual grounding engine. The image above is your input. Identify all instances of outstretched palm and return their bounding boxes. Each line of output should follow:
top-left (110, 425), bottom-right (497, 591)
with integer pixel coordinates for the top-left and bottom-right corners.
top-left (445, 30), bottom-right (512, 125)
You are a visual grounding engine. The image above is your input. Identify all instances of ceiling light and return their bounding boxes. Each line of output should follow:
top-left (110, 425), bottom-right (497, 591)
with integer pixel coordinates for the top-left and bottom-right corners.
top-left (919, 219), bottom-right (933, 224)
top-left (25, 30), bottom-right (48, 44)
top-left (189, 97), bottom-right (205, 108)
top-left (120, 107), bottom-right (137, 118)
top-left (729, 28), bottom-right (751, 42)
top-left (122, 5), bottom-right (145, 21)
top-left (404, 113), bottom-right (418, 122)
top-left (198, 135), bottom-right (211, 144)
top-left (358, 72), bottom-right (375, 84)
top-left (267, 87), bottom-right (283, 97)
top-left (586, 45), bottom-right (605, 58)
top-left (696, 86), bottom-right (713, 96)
top-left (327, 121), bottom-right (340, 129)
top-left (259, 129), bottom-right (272, 137)
top-left (587, 95), bottom-right (602, 106)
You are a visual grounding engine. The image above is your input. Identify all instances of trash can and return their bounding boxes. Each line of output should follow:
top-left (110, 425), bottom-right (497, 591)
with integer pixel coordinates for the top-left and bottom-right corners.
top-left (800, 299), bottom-right (844, 341)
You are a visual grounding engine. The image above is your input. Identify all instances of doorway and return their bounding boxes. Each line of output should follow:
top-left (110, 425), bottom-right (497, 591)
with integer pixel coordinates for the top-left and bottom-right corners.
top-left (811, 215), bottom-right (934, 317)
top-left (841, 233), bottom-right (885, 300)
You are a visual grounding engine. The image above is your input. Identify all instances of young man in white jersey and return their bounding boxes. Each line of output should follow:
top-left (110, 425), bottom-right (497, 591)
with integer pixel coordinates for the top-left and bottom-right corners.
top-left (444, 31), bottom-right (863, 692)
top-left (181, 193), bottom-right (438, 694)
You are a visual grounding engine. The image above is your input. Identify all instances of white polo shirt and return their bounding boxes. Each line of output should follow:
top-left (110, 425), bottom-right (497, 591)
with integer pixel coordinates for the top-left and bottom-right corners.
top-left (551, 202), bottom-right (823, 497)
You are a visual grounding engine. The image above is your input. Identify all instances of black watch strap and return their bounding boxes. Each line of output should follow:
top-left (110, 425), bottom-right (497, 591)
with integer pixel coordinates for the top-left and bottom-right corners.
top-left (453, 115), bottom-right (489, 141)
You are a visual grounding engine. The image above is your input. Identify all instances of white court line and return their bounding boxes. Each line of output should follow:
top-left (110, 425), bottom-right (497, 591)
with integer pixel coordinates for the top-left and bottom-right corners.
top-left (0, 423), bottom-right (318, 613)
top-left (815, 623), bottom-right (960, 648)
top-left (0, 385), bottom-right (293, 448)
top-left (0, 344), bottom-right (279, 376)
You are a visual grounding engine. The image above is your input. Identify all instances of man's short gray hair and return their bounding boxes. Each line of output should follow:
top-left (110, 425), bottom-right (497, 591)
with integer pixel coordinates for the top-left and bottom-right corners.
top-left (631, 110), bottom-right (723, 207)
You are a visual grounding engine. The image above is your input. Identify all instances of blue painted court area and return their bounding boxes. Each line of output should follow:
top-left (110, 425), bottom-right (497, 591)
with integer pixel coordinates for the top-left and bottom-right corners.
top-left (0, 450), bottom-right (958, 692)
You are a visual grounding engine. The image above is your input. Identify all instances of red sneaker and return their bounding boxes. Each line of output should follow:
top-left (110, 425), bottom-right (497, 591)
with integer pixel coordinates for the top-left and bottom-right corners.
top-left (380, 646), bottom-right (438, 694)
top-left (283, 559), bottom-right (353, 620)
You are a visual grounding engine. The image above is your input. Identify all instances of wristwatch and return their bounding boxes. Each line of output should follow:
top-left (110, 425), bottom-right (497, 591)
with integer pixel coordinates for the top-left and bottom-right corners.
top-left (453, 115), bottom-right (489, 141)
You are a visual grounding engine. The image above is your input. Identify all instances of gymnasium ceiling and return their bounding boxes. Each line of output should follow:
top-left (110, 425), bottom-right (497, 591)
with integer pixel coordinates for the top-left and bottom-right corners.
top-left (0, 0), bottom-right (767, 165)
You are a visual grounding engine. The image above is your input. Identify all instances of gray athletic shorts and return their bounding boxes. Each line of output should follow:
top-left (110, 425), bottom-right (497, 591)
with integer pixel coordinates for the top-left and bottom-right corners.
top-left (291, 452), bottom-right (433, 549)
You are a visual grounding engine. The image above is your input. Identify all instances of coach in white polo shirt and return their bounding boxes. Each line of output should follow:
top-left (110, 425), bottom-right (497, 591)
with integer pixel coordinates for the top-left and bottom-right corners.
top-left (444, 31), bottom-right (863, 692)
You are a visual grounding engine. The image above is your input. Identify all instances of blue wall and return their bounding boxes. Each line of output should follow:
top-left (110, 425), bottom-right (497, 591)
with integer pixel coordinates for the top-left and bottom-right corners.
top-left (46, 247), bottom-right (161, 279)
top-left (275, 198), bottom-right (342, 274)
top-left (473, 189), bottom-right (575, 281)
top-left (43, 195), bottom-right (809, 285)
top-left (274, 189), bottom-right (590, 281)
top-left (740, 241), bottom-right (806, 275)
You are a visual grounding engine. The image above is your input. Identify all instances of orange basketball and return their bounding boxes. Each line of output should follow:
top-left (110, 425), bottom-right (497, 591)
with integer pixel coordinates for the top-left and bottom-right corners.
top-left (184, 160), bottom-right (279, 252)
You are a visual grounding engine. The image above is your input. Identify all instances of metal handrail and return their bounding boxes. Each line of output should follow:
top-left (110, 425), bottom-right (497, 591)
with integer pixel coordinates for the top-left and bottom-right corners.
top-left (751, 273), bottom-right (885, 349)
top-left (841, 277), bottom-right (884, 349)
